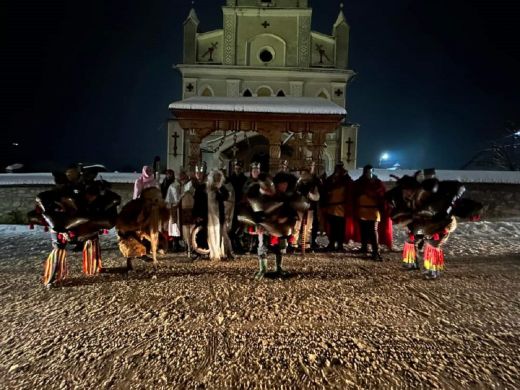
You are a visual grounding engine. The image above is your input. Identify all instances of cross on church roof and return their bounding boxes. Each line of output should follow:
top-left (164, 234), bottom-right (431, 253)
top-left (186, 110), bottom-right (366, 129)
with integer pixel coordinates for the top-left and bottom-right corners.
top-left (335, 88), bottom-right (343, 97)
top-left (186, 83), bottom-right (194, 92)
top-left (261, 20), bottom-right (270, 28)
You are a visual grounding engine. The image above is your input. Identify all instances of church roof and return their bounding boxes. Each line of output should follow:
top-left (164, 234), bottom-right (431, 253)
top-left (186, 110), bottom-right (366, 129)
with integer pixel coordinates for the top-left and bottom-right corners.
top-left (169, 96), bottom-right (346, 115)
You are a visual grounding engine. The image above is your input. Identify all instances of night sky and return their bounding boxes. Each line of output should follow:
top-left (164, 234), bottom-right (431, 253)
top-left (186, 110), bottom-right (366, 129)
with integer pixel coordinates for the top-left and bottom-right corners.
top-left (1, 0), bottom-right (519, 172)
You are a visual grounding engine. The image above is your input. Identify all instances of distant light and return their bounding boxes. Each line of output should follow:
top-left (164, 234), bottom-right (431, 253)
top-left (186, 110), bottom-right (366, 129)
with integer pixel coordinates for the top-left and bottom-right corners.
top-left (380, 152), bottom-right (389, 161)
top-left (515, 130), bottom-right (520, 136)
top-left (12, 142), bottom-right (19, 146)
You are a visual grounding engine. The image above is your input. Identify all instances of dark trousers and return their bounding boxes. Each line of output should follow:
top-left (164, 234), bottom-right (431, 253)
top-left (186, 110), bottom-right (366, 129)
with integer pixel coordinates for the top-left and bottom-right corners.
top-left (327, 215), bottom-right (345, 248)
top-left (359, 219), bottom-right (379, 254)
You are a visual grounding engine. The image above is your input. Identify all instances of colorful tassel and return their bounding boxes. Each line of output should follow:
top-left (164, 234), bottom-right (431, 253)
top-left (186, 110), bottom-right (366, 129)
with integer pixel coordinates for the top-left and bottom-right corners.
top-left (43, 248), bottom-right (67, 286)
top-left (82, 239), bottom-right (102, 276)
top-left (270, 236), bottom-right (279, 245)
top-left (402, 242), bottom-right (416, 265)
top-left (423, 243), bottom-right (444, 273)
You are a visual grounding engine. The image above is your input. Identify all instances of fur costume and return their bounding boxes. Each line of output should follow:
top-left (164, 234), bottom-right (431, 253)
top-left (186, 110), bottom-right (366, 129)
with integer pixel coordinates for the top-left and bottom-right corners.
top-left (116, 187), bottom-right (169, 266)
top-left (192, 170), bottom-right (230, 260)
top-left (238, 171), bottom-right (309, 278)
top-left (30, 165), bottom-right (121, 286)
top-left (385, 170), bottom-right (482, 278)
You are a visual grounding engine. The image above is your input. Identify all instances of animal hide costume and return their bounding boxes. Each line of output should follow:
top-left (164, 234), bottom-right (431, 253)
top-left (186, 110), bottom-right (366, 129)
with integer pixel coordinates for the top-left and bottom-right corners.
top-left (29, 164), bottom-right (121, 287)
top-left (116, 187), bottom-right (169, 268)
top-left (385, 170), bottom-right (482, 279)
top-left (192, 170), bottom-right (231, 260)
top-left (238, 171), bottom-right (310, 279)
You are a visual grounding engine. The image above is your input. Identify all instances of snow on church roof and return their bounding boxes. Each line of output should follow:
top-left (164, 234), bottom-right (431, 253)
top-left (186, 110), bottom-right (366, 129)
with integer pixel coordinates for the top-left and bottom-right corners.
top-left (169, 96), bottom-right (347, 116)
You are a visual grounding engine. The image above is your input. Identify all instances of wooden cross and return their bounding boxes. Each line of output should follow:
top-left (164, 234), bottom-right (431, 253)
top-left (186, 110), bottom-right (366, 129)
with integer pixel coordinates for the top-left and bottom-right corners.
top-left (345, 137), bottom-right (354, 163)
top-left (335, 88), bottom-right (343, 97)
top-left (186, 83), bottom-right (194, 92)
top-left (261, 20), bottom-right (270, 28)
top-left (172, 132), bottom-right (180, 157)
top-left (231, 145), bottom-right (239, 157)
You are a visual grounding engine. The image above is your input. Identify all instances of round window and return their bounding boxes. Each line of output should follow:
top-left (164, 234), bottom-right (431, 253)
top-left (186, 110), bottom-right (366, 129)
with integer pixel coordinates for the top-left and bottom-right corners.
top-left (259, 49), bottom-right (273, 63)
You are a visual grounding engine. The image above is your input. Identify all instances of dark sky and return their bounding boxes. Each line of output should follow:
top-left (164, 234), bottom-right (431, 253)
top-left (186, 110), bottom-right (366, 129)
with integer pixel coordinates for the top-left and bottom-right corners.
top-left (1, 0), bottom-right (519, 171)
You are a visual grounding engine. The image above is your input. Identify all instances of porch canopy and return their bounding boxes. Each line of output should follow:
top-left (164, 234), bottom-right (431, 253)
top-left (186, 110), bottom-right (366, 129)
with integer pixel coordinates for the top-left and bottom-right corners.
top-left (168, 96), bottom-right (346, 173)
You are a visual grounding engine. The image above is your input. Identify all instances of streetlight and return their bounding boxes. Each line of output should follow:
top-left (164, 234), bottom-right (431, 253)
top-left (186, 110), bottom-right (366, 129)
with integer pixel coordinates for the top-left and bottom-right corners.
top-left (379, 152), bottom-right (389, 168)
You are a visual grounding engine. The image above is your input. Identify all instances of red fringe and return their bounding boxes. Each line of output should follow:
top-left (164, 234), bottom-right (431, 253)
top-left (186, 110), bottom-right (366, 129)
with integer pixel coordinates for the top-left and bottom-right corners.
top-left (82, 239), bottom-right (102, 276)
top-left (423, 244), bottom-right (444, 271)
top-left (402, 242), bottom-right (416, 264)
top-left (43, 248), bottom-right (67, 286)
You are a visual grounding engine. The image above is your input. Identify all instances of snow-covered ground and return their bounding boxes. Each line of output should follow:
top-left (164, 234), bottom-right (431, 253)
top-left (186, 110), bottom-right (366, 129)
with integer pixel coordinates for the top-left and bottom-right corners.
top-left (2, 217), bottom-right (520, 257)
top-left (0, 221), bottom-right (519, 388)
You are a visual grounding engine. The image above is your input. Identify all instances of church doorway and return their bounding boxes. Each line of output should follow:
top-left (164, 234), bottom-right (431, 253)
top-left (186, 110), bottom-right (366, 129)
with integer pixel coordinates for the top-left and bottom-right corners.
top-left (220, 134), bottom-right (295, 172)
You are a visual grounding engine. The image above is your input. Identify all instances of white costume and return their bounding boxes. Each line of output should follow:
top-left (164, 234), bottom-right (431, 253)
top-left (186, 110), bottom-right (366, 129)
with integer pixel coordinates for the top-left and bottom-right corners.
top-left (165, 180), bottom-right (182, 237)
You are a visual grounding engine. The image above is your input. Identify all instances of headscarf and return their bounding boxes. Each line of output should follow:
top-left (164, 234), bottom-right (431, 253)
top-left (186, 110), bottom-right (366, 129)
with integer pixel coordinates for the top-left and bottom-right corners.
top-left (134, 165), bottom-right (158, 199)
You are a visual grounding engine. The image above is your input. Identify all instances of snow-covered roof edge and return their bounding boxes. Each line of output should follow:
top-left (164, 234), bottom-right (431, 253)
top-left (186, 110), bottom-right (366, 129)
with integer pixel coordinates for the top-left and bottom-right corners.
top-left (169, 96), bottom-right (347, 115)
top-left (1, 170), bottom-right (520, 186)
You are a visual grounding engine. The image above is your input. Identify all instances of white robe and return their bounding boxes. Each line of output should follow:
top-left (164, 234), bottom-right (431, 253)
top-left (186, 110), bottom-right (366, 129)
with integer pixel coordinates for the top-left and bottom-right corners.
top-left (165, 180), bottom-right (181, 237)
top-left (207, 189), bottom-right (225, 261)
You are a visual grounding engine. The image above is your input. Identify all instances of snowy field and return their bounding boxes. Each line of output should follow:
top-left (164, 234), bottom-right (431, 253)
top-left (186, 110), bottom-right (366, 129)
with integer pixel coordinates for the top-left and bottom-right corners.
top-left (0, 220), bottom-right (519, 388)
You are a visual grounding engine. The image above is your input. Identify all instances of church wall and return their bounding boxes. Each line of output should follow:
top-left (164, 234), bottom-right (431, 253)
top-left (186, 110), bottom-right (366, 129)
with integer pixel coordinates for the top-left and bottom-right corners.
top-left (235, 14), bottom-right (301, 66)
top-left (310, 33), bottom-right (336, 68)
top-left (176, 3), bottom-right (356, 172)
top-left (196, 31), bottom-right (224, 64)
top-left (234, 0), bottom-right (308, 7)
top-left (196, 79), bottom-right (226, 96)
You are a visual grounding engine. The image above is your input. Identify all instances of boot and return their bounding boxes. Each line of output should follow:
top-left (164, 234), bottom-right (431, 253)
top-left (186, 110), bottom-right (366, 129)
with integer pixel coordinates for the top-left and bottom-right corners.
top-left (254, 257), bottom-right (267, 280)
top-left (126, 258), bottom-right (134, 272)
top-left (275, 253), bottom-right (288, 276)
top-left (371, 251), bottom-right (383, 261)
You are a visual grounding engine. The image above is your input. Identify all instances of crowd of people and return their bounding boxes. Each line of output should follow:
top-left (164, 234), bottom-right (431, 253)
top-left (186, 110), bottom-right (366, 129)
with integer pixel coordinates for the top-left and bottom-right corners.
top-left (140, 160), bottom-right (395, 278)
top-left (33, 160), bottom-right (481, 286)
top-left (136, 159), bottom-right (481, 280)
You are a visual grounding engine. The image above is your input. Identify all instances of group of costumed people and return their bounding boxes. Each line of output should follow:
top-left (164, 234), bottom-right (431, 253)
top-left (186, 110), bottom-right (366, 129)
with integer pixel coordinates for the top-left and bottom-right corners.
top-left (28, 164), bottom-right (121, 287)
top-left (153, 160), bottom-right (482, 280)
top-left (30, 160), bottom-right (482, 286)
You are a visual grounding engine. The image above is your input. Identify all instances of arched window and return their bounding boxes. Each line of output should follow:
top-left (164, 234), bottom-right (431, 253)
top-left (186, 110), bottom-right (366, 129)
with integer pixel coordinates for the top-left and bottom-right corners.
top-left (243, 89), bottom-right (252, 97)
top-left (317, 90), bottom-right (330, 100)
top-left (201, 87), bottom-right (213, 96)
top-left (277, 90), bottom-right (286, 97)
top-left (257, 86), bottom-right (272, 97)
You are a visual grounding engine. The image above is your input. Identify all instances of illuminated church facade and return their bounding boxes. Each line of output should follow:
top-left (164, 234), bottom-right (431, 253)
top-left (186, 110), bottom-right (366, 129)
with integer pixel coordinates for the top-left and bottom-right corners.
top-left (168, 0), bottom-right (358, 174)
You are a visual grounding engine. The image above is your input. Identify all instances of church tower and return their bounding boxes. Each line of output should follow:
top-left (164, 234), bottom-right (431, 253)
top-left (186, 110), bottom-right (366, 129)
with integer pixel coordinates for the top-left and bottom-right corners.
top-left (168, 0), bottom-right (358, 173)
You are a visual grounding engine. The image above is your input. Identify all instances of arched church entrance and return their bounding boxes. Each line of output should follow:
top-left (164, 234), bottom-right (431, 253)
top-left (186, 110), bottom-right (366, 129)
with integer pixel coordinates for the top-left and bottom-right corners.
top-left (219, 134), bottom-right (296, 173)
